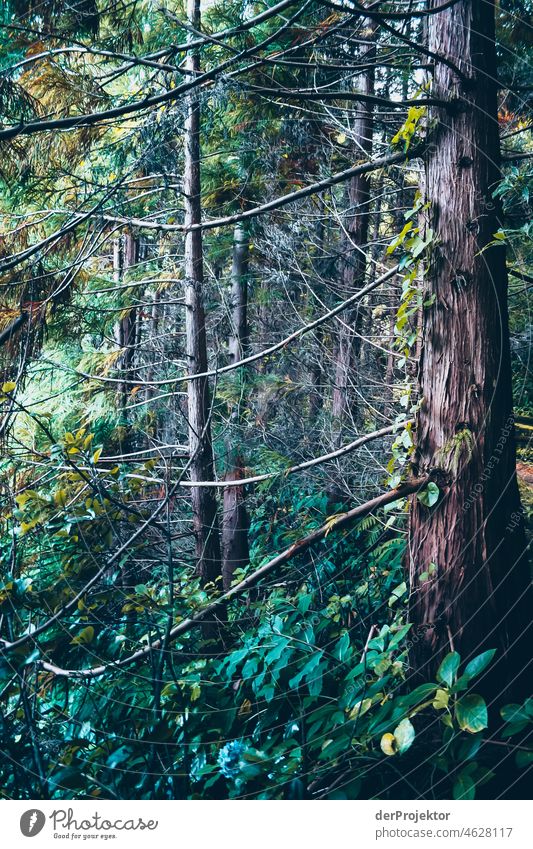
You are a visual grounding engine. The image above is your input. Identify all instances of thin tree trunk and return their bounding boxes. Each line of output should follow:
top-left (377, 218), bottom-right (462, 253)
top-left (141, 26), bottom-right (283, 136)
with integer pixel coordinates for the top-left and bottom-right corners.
top-left (407, 0), bottom-right (532, 700)
top-left (384, 308), bottom-right (397, 420)
top-left (222, 223), bottom-right (250, 589)
top-left (228, 223), bottom-right (249, 364)
top-left (332, 22), bottom-right (376, 436)
top-left (183, 0), bottom-right (221, 586)
top-left (145, 289), bottom-right (160, 408)
top-left (309, 195), bottom-right (327, 425)
top-left (114, 233), bottom-right (138, 415)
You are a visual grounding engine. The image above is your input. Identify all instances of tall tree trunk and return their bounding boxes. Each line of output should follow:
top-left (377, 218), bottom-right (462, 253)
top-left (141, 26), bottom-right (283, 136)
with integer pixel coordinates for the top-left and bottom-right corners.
top-left (309, 196), bottom-right (327, 426)
top-left (114, 233), bottom-right (138, 416)
top-left (222, 223), bottom-right (250, 589)
top-left (228, 223), bottom-right (249, 364)
top-left (332, 22), bottom-right (376, 436)
top-left (407, 0), bottom-right (532, 700)
top-left (184, 0), bottom-right (221, 586)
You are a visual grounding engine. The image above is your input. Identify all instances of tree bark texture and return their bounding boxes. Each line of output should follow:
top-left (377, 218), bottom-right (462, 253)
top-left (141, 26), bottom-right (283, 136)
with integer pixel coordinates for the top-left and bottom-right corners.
top-left (114, 232), bottom-right (138, 414)
top-left (222, 223), bottom-right (250, 588)
top-left (407, 0), bottom-right (532, 699)
top-left (184, 0), bottom-right (221, 585)
top-left (332, 22), bottom-right (376, 431)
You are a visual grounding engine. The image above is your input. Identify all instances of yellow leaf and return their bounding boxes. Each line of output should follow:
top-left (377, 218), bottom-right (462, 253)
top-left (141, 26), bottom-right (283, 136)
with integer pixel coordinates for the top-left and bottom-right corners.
top-left (1, 381), bottom-right (16, 393)
top-left (380, 733), bottom-right (398, 756)
top-left (348, 698), bottom-right (373, 719)
top-left (70, 626), bottom-right (94, 645)
top-left (324, 512), bottom-right (346, 537)
top-left (239, 698), bottom-right (252, 716)
top-left (433, 688), bottom-right (449, 710)
top-left (54, 489), bottom-right (68, 507)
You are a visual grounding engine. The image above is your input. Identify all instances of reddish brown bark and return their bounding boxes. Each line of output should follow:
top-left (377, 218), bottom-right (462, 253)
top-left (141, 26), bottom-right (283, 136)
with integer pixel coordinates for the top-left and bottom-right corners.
top-left (407, 0), bottom-right (532, 699)
top-left (222, 462), bottom-right (250, 591)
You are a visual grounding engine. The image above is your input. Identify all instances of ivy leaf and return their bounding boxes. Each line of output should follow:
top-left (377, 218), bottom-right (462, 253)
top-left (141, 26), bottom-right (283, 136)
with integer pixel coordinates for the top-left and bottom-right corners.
top-left (455, 694), bottom-right (488, 733)
top-left (417, 482), bottom-right (440, 507)
top-left (437, 652), bottom-right (461, 687)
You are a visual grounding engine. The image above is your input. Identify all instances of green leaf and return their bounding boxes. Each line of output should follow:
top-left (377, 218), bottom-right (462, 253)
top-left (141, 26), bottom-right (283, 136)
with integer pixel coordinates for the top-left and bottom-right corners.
top-left (500, 703), bottom-right (530, 724)
top-left (455, 694), bottom-right (488, 733)
top-left (458, 735), bottom-right (482, 761)
top-left (387, 624), bottom-right (411, 651)
top-left (335, 631), bottom-right (351, 662)
top-left (288, 652), bottom-right (322, 690)
top-left (516, 750), bottom-right (533, 769)
top-left (388, 581), bottom-right (407, 607)
top-left (417, 481), bottom-right (440, 507)
top-left (394, 718), bottom-right (415, 754)
top-left (453, 770), bottom-right (476, 800)
top-left (432, 688), bottom-right (450, 710)
top-left (437, 652), bottom-right (461, 687)
top-left (463, 649), bottom-right (496, 681)
top-left (308, 666), bottom-right (323, 698)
